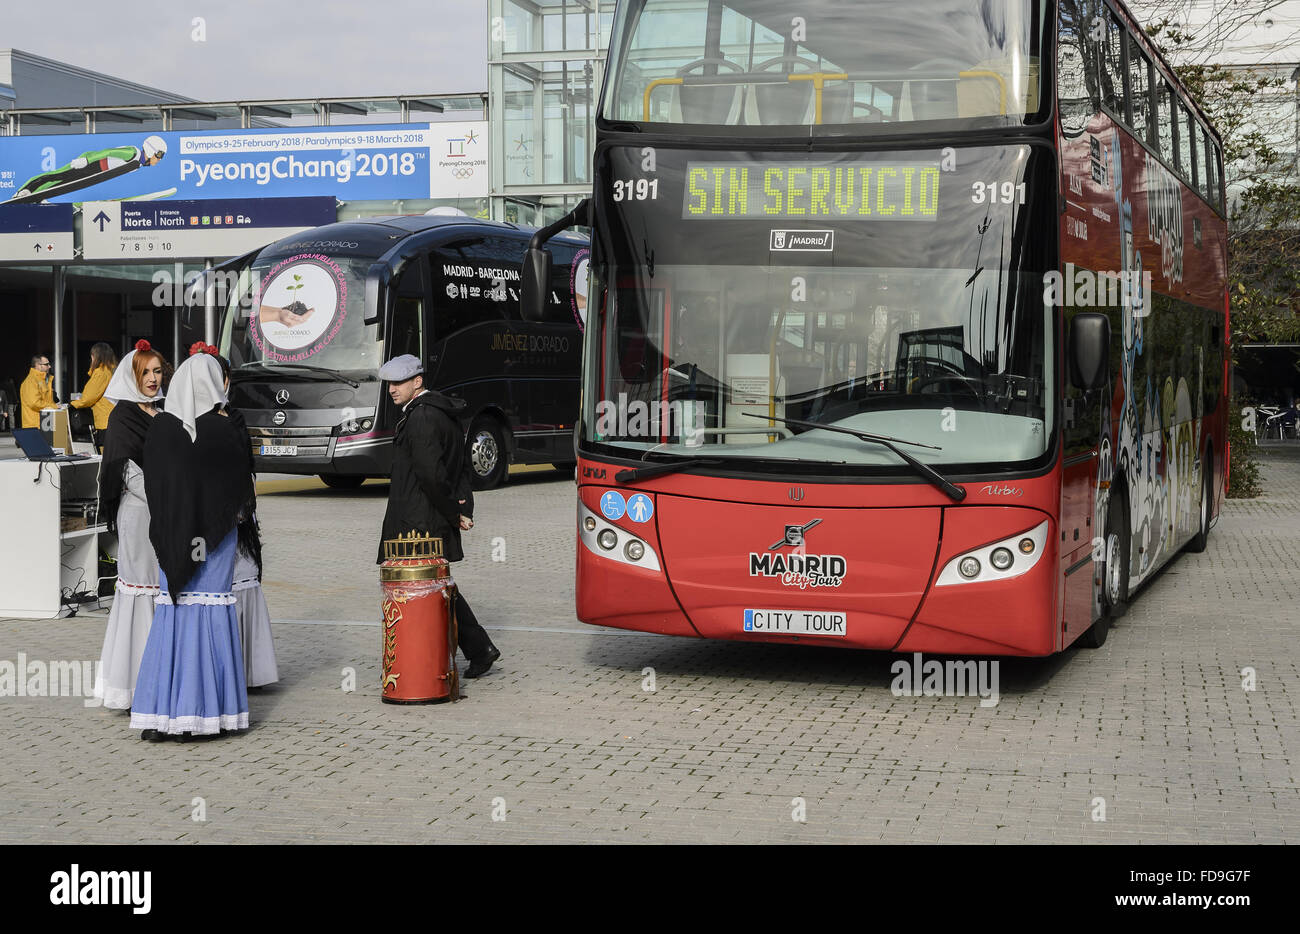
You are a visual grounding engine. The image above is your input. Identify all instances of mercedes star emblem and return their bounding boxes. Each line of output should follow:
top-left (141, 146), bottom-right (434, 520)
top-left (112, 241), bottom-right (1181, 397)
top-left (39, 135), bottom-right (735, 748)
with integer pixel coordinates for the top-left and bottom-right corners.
top-left (275, 389), bottom-right (290, 405)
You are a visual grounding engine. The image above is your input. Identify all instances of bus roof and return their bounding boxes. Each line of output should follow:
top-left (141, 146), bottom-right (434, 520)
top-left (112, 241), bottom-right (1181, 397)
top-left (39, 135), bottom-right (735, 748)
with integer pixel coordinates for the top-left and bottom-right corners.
top-left (252, 214), bottom-right (588, 263)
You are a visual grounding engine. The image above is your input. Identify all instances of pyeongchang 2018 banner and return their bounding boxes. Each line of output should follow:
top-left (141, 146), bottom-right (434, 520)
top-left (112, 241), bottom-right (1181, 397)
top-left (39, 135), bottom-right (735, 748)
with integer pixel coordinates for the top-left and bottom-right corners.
top-left (0, 122), bottom-right (488, 207)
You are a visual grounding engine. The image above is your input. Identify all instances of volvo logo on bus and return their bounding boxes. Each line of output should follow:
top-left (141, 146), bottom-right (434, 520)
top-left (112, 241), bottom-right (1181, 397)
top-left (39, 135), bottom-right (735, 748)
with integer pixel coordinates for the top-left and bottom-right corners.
top-left (275, 389), bottom-right (290, 405)
top-left (750, 519), bottom-right (845, 589)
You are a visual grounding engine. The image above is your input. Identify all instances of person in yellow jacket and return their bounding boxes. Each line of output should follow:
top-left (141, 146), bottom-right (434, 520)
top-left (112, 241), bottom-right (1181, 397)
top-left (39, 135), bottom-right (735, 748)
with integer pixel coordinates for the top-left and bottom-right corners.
top-left (19, 353), bottom-right (55, 428)
top-left (70, 342), bottom-right (118, 432)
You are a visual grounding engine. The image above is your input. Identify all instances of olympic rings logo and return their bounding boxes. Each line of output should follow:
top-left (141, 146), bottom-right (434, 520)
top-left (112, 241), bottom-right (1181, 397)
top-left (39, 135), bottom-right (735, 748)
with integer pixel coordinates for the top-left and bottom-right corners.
top-left (453, 167), bottom-right (475, 179)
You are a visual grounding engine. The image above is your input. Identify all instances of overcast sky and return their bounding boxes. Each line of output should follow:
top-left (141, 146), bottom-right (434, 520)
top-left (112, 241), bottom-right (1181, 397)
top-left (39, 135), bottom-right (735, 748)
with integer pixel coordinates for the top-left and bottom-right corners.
top-left (6, 0), bottom-right (489, 101)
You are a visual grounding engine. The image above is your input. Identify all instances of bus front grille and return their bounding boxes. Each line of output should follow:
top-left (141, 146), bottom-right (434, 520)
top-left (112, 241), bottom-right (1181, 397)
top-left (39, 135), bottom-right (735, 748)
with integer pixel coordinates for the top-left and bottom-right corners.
top-left (248, 425), bottom-right (333, 458)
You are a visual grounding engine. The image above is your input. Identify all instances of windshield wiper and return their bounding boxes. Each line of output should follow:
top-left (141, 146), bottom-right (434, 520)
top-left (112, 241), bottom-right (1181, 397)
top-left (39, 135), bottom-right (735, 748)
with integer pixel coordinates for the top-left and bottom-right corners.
top-left (236, 361), bottom-right (360, 389)
top-left (614, 452), bottom-right (844, 484)
top-left (742, 413), bottom-right (966, 502)
top-left (615, 457), bottom-right (724, 483)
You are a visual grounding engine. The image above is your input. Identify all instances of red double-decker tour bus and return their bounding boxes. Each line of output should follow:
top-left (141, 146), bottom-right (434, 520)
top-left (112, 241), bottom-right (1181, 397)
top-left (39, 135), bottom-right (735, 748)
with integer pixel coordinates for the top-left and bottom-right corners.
top-left (524, 0), bottom-right (1227, 655)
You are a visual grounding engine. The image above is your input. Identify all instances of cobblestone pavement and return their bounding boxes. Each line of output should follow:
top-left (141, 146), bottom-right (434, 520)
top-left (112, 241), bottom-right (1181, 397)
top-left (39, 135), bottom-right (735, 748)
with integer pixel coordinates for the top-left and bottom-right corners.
top-left (0, 450), bottom-right (1297, 843)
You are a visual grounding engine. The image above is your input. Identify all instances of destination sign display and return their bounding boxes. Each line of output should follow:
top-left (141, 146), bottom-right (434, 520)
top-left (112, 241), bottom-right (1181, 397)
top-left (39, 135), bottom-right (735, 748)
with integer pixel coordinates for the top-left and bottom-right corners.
top-left (683, 162), bottom-right (941, 222)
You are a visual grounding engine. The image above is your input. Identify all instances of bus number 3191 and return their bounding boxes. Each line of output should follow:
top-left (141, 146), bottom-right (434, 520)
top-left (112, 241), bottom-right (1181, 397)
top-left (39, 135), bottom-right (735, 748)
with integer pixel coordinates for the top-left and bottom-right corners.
top-left (971, 181), bottom-right (1027, 205)
top-left (612, 178), bottom-right (660, 201)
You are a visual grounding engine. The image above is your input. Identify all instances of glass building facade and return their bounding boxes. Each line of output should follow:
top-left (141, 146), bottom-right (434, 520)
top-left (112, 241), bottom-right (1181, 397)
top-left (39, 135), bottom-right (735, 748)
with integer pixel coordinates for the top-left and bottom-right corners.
top-left (488, 0), bottom-right (611, 224)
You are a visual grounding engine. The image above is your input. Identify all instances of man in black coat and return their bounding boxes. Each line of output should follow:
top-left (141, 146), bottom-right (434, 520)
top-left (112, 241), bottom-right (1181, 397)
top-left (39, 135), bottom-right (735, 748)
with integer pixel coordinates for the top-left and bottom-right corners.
top-left (376, 354), bottom-right (500, 678)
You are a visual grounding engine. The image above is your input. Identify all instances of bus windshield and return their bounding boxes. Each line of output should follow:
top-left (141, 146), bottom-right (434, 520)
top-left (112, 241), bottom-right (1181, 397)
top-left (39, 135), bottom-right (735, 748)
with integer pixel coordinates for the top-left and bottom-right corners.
top-left (604, 0), bottom-right (1047, 129)
top-left (583, 143), bottom-right (1055, 474)
top-left (222, 252), bottom-right (380, 375)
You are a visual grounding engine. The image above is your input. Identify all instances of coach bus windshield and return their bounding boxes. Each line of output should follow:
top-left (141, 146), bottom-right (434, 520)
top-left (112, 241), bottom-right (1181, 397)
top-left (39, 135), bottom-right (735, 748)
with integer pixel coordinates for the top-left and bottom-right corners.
top-left (222, 251), bottom-right (379, 375)
top-left (582, 143), bottom-right (1056, 475)
top-left (603, 0), bottom-right (1047, 129)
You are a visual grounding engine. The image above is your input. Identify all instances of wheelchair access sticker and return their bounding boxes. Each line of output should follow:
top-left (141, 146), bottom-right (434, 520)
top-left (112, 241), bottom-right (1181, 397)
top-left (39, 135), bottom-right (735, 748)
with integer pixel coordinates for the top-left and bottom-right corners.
top-left (599, 490), bottom-right (626, 520)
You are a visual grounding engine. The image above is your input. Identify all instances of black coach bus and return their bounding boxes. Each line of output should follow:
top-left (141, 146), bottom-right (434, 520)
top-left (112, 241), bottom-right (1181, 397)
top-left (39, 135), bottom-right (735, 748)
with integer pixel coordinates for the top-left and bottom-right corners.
top-left (204, 215), bottom-right (589, 489)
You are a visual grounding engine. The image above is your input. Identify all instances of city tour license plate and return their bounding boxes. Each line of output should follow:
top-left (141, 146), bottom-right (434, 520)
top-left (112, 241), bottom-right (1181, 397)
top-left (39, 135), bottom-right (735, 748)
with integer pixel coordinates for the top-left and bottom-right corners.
top-left (260, 445), bottom-right (298, 456)
top-left (743, 608), bottom-right (847, 636)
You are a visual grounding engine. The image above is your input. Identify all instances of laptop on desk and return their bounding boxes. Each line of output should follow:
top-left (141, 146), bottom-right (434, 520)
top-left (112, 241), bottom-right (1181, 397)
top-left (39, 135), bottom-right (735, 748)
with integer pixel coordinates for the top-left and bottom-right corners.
top-left (13, 428), bottom-right (91, 462)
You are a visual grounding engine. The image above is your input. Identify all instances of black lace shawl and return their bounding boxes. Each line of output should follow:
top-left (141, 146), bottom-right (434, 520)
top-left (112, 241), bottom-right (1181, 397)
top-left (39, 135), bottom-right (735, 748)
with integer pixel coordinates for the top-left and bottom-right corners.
top-left (97, 402), bottom-right (152, 532)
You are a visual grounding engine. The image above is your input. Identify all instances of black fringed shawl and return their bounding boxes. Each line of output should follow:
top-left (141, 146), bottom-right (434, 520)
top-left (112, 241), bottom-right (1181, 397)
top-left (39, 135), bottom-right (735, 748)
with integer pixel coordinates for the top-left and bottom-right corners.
top-left (227, 407), bottom-right (263, 579)
top-left (98, 402), bottom-right (153, 532)
top-left (143, 407), bottom-right (255, 594)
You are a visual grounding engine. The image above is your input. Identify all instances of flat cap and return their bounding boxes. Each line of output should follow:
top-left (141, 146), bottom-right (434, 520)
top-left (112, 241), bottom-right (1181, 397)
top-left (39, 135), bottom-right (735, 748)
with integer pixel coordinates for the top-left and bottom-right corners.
top-left (378, 354), bottom-right (423, 382)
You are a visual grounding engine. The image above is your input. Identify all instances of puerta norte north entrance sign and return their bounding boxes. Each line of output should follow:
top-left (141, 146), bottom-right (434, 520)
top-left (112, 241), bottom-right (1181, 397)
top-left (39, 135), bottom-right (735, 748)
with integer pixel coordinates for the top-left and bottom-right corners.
top-left (81, 196), bottom-right (337, 261)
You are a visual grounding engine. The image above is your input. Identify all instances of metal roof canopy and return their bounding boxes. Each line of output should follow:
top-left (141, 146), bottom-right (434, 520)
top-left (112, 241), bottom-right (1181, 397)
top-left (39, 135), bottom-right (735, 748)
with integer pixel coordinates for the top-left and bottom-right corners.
top-left (3, 93), bottom-right (487, 133)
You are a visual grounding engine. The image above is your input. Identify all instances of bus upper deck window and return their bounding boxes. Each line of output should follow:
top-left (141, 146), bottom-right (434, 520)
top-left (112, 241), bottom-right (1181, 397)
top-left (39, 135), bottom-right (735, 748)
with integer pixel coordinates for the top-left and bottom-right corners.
top-left (1129, 44), bottom-right (1152, 143)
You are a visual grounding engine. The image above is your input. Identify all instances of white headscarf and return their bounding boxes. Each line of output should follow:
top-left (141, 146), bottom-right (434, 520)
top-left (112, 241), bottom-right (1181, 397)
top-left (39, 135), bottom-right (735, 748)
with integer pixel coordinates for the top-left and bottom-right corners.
top-left (104, 349), bottom-right (166, 405)
top-left (166, 353), bottom-right (227, 441)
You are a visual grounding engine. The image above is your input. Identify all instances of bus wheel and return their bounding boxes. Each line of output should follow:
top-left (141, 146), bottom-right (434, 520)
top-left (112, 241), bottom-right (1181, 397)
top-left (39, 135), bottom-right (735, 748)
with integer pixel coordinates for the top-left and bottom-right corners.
top-left (1185, 454), bottom-right (1213, 553)
top-left (468, 418), bottom-right (508, 490)
top-left (320, 474), bottom-right (365, 490)
top-left (1083, 491), bottom-right (1129, 648)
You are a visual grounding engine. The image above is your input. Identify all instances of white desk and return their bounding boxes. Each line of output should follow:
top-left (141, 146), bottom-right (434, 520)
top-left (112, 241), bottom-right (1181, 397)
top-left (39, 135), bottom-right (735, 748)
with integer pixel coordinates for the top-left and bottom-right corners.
top-left (0, 456), bottom-right (107, 619)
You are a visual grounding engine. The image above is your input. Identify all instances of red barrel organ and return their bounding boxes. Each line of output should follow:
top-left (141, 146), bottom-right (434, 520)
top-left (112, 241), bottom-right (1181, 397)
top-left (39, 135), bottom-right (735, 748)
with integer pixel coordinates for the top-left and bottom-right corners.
top-left (379, 532), bottom-right (460, 703)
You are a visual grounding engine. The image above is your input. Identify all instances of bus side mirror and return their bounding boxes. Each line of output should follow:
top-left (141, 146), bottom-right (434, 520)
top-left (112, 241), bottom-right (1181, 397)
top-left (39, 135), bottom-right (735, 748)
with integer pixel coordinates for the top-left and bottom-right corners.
top-left (1069, 312), bottom-right (1110, 391)
top-left (520, 247), bottom-right (552, 323)
top-left (364, 262), bottom-right (390, 327)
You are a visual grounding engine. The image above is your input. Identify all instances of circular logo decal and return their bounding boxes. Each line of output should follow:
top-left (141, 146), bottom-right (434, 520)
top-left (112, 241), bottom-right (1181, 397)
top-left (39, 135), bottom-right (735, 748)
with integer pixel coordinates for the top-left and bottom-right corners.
top-left (252, 253), bottom-right (348, 363)
top-left (570, 248), bottom-right (591, 331)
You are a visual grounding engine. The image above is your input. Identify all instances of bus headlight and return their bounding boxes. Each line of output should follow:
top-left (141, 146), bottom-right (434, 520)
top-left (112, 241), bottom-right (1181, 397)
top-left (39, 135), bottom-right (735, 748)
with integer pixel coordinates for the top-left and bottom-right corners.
top-left (936, 520), bottom-right (1049, 587)
top-left (578, 502), bottom-right (661, 571)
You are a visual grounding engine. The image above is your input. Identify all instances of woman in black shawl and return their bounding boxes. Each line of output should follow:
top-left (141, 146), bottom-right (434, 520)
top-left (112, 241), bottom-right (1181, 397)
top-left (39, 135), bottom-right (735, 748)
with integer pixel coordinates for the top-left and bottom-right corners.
top-left (92, 341), bottom-right (165, 710)
top-left (130, 348), bottom-right (256, 740)
top-left (210, 351), bottom-right (279, 688)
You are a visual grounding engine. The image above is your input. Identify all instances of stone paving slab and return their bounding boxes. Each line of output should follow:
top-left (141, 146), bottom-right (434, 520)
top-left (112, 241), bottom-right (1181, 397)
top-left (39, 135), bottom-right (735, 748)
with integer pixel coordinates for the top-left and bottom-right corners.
top-left (0, 450), bottom-right (1296, 843)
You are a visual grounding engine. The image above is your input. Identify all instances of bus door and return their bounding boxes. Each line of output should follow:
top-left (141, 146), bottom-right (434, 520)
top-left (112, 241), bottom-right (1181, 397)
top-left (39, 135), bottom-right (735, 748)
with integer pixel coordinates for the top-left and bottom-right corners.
top-left (1062, 307), bottom-right (1109, 645)
top-left (373, 257), bottom-right (427, 433)
top-left (531, 240), bottom-right (584, 460)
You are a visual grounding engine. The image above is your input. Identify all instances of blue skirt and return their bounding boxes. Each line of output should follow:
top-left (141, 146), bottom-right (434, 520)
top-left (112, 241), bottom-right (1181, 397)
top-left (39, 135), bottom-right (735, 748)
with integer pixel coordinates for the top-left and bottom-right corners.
top-left (129, 529), bottom-right (249, 735)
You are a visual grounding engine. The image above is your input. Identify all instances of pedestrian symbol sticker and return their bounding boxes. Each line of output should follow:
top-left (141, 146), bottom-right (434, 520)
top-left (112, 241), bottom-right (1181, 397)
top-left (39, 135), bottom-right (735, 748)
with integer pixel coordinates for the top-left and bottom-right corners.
top-left (599, 490), bottom-right (626, 520)
top-left (626, 493), bottom-right (654, 523)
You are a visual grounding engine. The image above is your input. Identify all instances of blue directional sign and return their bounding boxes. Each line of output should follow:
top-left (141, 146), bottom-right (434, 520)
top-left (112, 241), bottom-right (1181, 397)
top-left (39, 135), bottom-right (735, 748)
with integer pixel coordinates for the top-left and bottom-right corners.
top-left (0, 203), bottom-right (74, 233)
top-left (626, 493), bottom-right (654, 523)
top-left (599, 490), bottom-right (627, 521)
top-left (0, 203), bottom-right (74, 261)
top-left (82, 196), bottom-right (337, 260)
